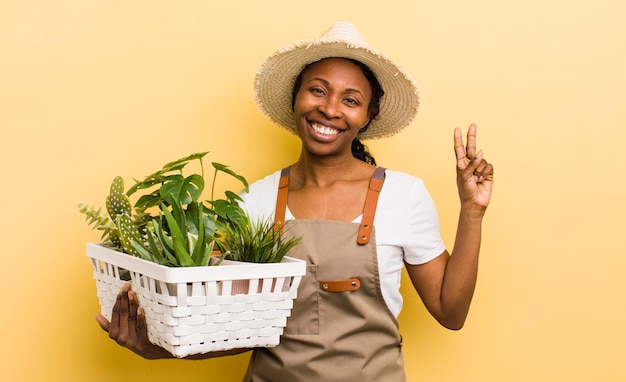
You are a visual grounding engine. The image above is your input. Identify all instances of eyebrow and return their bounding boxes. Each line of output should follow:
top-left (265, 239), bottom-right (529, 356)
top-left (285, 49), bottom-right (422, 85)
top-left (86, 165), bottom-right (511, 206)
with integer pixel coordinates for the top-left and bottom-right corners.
top-left (308, 77), bottom-right (366, 97)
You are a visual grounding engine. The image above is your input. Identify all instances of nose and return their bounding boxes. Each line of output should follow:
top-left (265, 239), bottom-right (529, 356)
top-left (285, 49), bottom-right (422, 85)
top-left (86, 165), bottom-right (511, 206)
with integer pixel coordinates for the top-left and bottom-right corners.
top-left (317, 96), bottom-right (341, 119)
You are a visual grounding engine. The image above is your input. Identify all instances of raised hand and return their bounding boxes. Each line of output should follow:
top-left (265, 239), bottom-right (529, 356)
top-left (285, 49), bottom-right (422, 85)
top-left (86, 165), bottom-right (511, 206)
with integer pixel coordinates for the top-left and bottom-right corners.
top-left (453, 124), bottom-right (494, 210)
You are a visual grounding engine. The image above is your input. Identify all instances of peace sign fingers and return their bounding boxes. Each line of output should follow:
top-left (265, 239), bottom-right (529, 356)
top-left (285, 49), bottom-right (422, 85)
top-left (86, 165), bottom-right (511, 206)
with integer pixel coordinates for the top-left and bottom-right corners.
top-left (454, 123), bottom-right (482, 168)
top-left (453, 123), bottom-right (494, 209)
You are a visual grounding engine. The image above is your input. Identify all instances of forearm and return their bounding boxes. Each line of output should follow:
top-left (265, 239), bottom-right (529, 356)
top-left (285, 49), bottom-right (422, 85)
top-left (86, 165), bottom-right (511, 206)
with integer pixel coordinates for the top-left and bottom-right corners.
top-left (439, 205), bottom-right (485, 329)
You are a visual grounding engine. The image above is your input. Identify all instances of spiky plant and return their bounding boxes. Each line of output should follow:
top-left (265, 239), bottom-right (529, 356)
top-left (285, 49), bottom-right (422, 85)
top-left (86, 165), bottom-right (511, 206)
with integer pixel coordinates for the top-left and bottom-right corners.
top-left (222, 217), bottom-right (302, 263)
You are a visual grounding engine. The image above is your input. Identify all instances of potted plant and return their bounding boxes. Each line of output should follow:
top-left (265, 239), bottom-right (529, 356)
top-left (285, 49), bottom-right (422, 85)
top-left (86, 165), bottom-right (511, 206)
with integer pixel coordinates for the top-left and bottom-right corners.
top-left (79, 152), bottom-right (305, 358)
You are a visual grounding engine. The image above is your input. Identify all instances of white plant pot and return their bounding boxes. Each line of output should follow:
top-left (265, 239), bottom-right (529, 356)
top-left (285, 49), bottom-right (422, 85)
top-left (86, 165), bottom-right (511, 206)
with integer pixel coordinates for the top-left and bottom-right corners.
top-left (86, 242), bottom-right (306, 358)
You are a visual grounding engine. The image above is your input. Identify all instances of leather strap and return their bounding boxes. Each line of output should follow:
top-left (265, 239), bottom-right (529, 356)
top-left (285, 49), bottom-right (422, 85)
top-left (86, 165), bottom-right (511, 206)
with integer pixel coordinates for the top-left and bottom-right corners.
top-left (274, 166), bottom-right (386, 244)
top-left (319, 278), bottom-right (361, 292)
top-left (274, 167), bottom-right (290, 234)
top-left (357, 167), bottom-right (386, 245)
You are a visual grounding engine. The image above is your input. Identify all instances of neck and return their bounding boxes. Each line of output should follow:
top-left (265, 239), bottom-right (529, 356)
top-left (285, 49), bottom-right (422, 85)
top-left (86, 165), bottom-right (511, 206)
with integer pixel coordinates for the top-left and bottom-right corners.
top-left (290, 152), bottom-right (373, 187)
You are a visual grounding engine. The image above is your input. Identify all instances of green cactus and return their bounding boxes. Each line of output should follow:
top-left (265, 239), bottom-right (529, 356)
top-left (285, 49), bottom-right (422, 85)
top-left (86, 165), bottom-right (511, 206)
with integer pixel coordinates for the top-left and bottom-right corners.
top-left (79, 177), bottom-right (136, 252)
top-left (116, 213), bottom-right (143, 258)
top-left (106, 176), bottom-right (132, 217)
top-left (108, 230), bottom-right (122, 248)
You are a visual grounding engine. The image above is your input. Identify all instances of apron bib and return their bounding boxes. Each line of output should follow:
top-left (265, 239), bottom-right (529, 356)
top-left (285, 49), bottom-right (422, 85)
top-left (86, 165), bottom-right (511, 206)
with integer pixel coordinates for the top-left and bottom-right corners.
top-left (243, 167), bottom-right (405, 382)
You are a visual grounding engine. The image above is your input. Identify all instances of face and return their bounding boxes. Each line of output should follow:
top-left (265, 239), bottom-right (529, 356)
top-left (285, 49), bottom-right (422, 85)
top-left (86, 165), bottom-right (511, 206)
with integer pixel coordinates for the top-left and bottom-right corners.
top-left (293, 58), bottom-right (373, 159)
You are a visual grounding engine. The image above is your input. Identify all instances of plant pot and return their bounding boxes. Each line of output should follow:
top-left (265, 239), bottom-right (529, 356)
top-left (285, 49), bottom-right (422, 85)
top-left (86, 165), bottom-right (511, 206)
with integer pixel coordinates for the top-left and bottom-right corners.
top-left (86, 242), bottom-right (306, 358)
top-left (209, 257), bottom-right (279, 295)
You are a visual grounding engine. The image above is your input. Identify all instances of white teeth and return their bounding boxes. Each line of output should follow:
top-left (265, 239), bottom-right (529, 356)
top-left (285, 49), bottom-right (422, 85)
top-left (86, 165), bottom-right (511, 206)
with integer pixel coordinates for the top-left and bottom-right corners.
top-left (311, 123), bottom-right (340, 135)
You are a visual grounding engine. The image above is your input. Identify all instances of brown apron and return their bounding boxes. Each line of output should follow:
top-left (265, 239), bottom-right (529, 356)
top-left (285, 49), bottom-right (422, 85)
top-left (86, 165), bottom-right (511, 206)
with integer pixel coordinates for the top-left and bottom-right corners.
top-left (243, 167), bottom-right (406, 382)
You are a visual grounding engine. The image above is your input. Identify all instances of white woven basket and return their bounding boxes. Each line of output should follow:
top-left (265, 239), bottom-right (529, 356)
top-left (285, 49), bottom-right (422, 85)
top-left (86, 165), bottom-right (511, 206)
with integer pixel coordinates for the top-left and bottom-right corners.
top-left (86, 242), bottom-right (305, 358)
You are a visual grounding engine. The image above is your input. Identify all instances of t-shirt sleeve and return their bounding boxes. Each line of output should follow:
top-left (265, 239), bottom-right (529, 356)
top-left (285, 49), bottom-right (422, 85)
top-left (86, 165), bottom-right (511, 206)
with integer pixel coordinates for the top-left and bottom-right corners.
top-left (237, 170), bottom-right (281, 224)
top-left (376, 171), bottom-right (445, 265)
top-left (402, 177), bottom-right (446, 265)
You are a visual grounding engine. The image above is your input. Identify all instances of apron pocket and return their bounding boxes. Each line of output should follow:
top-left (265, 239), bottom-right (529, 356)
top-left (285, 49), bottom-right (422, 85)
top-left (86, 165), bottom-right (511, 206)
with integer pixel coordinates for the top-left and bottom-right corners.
top-left (284, 264), bottom-right (320, 335)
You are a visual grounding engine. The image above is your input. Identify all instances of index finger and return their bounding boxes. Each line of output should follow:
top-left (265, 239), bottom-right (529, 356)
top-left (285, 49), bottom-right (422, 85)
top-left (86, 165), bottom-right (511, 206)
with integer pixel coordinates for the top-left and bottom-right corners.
top-left (466, 123), bottom-right (478, 159)
top-left (454, 127), bottom-right (466, 162)
top-left (110, 283), bottom-right (131, 341)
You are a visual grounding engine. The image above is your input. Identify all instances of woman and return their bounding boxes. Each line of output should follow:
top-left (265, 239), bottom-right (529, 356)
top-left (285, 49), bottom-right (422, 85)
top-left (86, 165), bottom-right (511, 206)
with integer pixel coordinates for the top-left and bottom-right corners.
top-left (96, 22), bottom-right (494, 381)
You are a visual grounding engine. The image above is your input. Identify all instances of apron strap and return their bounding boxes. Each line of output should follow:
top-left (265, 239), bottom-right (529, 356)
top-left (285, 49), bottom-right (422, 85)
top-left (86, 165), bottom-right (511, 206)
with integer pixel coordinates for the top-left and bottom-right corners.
top-left (274, 167), bottom-right (290, 234)
top-left (273, 166), bottom-right (386, 244)
top-left (357, 166), bottom-right (386, 245)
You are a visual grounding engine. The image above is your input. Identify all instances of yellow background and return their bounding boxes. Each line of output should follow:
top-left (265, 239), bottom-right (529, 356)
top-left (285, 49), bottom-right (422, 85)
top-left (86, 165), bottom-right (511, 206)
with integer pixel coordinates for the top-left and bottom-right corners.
top-left (1, 1), bottom-right (625, 381)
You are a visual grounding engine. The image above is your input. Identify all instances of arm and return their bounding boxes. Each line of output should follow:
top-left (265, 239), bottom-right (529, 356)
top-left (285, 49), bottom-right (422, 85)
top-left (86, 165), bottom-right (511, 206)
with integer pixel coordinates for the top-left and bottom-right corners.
top-left (406, 124), bottom-right (493, 330)
top-left (95, 283), bottom-right (252, 359)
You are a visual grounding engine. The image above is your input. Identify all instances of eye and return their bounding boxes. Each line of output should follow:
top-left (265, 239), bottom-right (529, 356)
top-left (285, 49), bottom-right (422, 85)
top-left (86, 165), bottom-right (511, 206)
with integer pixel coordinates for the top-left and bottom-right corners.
top-left (309, 87), bottom-right (325, 96)
top-left (344, 97), bottom-right (360, 106)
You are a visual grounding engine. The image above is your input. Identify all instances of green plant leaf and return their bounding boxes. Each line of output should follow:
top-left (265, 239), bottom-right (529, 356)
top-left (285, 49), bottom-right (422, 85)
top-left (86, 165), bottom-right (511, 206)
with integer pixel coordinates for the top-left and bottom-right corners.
top-left (165, 195), bottom-right (188, 240)
top-left (162, 203), bottom-right (194, 267)
top-left (202, 214), bottom-right (217, 239)
top-left (224, 190), bottom-right (244, 203)
top-left (130, 241), bottom-right (157, 263)
top-left (185, 201), bottom-right (200, 235)
top-left (222, 215), bottom-right (302, 263)
top-left (126, 152), bottom-right (208, 197)
top-left (190, 216), bottom-right (205, 265)
top-left (159, 174), bottom-right (204, 204)
top-left (212, 162), bottom-right (249, 192)
top-left (153, 218), bottom-right (174, 259)
top-left (161, 152), bottom-right (208, 172)
top-left (127, 178), bottom-right (163, 196)
top-left (78, 203), bottom-right (119, 248)
top-left (211, 199), bottom-right (247, 224)
top-left (133, 191), bottom-right (161, 210)
top-left (143, 228), bottom-right (167, 265)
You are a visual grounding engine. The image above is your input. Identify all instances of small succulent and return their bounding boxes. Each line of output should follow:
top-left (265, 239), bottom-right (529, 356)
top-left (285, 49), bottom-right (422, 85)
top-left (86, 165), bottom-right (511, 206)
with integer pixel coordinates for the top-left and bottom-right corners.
top-left (222, 217), bottom-right (302, 263)
top-left (79, 152), bottom-right (301, 267)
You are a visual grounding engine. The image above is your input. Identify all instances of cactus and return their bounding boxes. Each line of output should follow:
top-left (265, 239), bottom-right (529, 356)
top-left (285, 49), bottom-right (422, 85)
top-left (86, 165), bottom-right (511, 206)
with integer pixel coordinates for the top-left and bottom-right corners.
top-left (116, 213), bottom-right (143, 258)
top-left (106, 176), bottom-right (132, 217)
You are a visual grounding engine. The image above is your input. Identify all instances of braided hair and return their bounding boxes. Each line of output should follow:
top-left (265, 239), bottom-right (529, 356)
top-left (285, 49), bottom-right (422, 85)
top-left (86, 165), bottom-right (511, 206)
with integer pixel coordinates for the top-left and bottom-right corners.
top-left (292, 58), bottom-right (385, 166)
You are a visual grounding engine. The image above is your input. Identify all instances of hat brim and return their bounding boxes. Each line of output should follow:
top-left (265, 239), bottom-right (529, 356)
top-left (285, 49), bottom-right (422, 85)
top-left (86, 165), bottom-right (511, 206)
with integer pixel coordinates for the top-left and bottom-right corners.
top-left (254, 40), bottom-right (419, 140)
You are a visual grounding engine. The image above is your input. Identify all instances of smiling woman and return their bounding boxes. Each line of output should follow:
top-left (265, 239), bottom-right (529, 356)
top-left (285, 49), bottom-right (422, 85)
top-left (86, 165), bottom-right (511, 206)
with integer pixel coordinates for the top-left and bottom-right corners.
top-left (98, 21), bottom-right (494, 382)
top-left (293, 58), bottom-right (374, 161)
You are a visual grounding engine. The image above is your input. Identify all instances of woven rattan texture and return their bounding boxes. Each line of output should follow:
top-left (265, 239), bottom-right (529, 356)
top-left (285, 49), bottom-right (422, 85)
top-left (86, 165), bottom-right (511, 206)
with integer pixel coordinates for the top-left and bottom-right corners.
top-left (90, 253), bottom-right (303, 358)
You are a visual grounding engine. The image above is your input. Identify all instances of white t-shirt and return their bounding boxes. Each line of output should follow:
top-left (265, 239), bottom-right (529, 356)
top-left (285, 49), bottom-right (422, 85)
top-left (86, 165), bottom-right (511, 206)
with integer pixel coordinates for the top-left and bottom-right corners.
top-left (239, 169), bottom-right (446, 317)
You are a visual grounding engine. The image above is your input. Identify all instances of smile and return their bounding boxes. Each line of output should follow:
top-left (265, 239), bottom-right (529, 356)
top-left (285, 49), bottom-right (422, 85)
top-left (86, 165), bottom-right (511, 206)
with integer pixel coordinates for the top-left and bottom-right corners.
top-left (311, 122), bottom-right (341, 136)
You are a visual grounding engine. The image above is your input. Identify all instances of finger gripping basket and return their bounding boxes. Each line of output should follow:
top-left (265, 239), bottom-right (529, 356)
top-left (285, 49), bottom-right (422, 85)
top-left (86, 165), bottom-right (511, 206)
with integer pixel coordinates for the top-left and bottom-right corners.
top-left (86, 242), bottom-right (306, 358)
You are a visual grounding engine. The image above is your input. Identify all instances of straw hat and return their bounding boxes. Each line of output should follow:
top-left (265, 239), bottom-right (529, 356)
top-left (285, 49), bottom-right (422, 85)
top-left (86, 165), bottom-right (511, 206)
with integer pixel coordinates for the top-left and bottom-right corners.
top-left (254, 21), bottom-right (420, 140)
